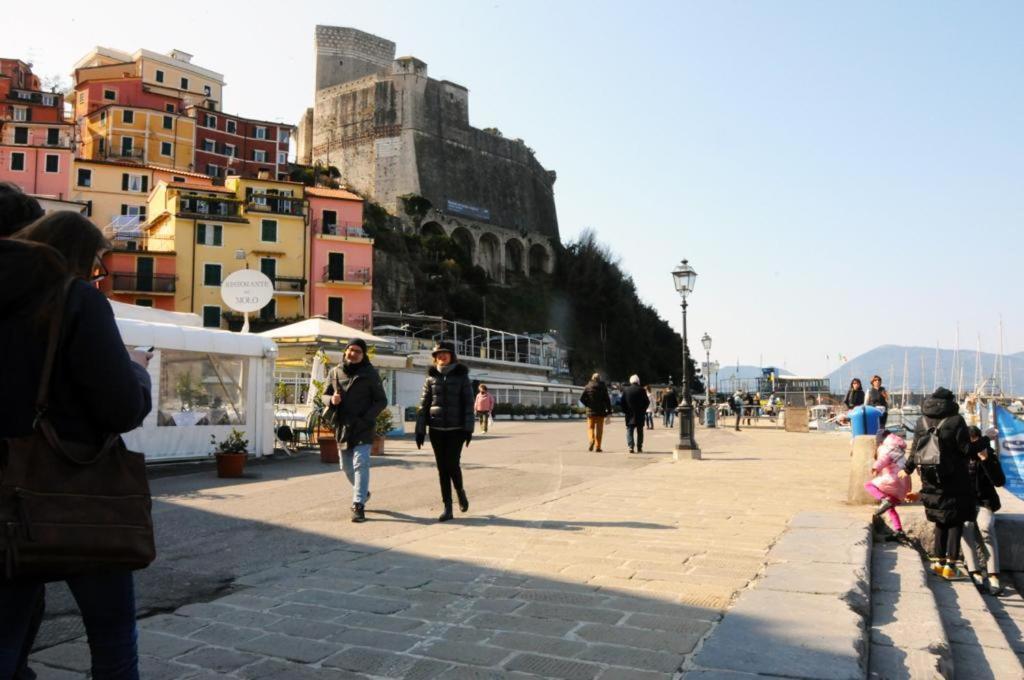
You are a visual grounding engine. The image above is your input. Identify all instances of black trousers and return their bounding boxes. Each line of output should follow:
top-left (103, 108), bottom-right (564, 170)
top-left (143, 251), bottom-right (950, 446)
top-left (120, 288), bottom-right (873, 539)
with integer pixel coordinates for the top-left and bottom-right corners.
top-left (934, 521), bottom-right (963, 562)
top-left (430, 429), bottom-right (465, 506)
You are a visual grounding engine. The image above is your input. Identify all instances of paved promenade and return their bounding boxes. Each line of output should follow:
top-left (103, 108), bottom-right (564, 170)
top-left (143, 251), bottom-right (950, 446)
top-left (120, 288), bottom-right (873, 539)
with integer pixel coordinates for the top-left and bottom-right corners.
top-left (31, 421), bottom-right (859, 679)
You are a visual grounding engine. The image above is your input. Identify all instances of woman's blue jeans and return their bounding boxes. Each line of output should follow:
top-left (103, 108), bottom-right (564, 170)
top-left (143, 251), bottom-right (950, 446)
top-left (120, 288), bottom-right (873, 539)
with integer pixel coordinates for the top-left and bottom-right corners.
top-left (0, 571), bottom-right (139, 679)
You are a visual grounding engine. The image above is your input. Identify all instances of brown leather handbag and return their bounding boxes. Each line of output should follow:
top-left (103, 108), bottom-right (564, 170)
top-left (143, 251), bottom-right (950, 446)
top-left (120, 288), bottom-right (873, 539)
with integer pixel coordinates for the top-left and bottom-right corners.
top-left (0, 279), bottom-right (155, 580)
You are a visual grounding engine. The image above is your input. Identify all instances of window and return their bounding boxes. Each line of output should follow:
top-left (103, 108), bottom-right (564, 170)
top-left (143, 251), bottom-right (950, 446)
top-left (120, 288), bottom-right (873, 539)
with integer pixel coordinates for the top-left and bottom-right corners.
top-left (44, 155), bottom-right (59, 173)
top-left (78, 93), bottom-right (86, 105)
top-left (47, 128), bottom-right (59, 146)
top-left (226, 120), bottom-right (236, 134)
top-left (122, 173), bottom-right (148, 193)
top-left (155, 69), bottom-right (164, 83)
top-left (120, 204), bottom-right (147, 220)
top-left (203, 85), bottom-right (211, 96)
top-left (205, 114), bottom-right (216, 128)
top-left (135, 299), bottom-right (153, 307)
top-left (280, 130), bottom-right (289, 145)
top-left (77, 168), bottom-right (92, 187)
top-left (253, 149), bottom-right (267, 162)
top-left (98, 138), bottom-right (105, 154)
top-left (196, 223), bottom-right (223, 246)
top-left (10, 152), bottom-right (25, 171)
top-left (12, 107), bottom-right (27, 122)
top-left (180, 77), bottom-right (189, 90)
top-left (203, 263), bottom-right (222, 286)
top-left (103, 89), bottom-right (116, 101)
top-left (277, 151), bottom-right (287, 165)
top-left (158, 348), bottom-right (247, 422)
top-left (172, 176), bottom-right (186, 183)
top-left (120, 137), bottom-right (134, 157)
top-left (165, 103), bottom-right (175, 113)
top-left (161, 142), bottom-right (173, 156)
top-left (13, 127), bottom-right (28, 144)
top-left (260, 219), bottom-right (277, 242)
top-left (200, 308), bottom-right (222, 330)
top-left (41, 94), bottom-right (55, 107)
top-left (327, 252), bottom-right (344, 279)
top-left (100, 111), bottom-right (106, 123)
top-left (254, 126), bottom-right (266, 140)
top-left (327, 297), bottom-right (343, 323)
top-left (122, 110), bottom-right (134, 124)
top-left (203, 139), bottom-right (215, 152)
top-left (224, 144), bottom-right (236, 157)
top-left (163, 115), bottom-right (173, 129)
top-left (206, 164), bottom-right (220, 177)
top-left (260, 299), bottom-right (277, 322)
top-left (260, 257), bottom-right (276, 281)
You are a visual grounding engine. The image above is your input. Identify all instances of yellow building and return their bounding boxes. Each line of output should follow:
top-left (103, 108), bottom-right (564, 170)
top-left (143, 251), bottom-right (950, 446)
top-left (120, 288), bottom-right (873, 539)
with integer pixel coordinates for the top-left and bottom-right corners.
top-left (78, 104), bottom-right (196, 170)
top-left (146, 173), bottom-right (309, 328)
top-left (69, 159), bottom-right (212, 231)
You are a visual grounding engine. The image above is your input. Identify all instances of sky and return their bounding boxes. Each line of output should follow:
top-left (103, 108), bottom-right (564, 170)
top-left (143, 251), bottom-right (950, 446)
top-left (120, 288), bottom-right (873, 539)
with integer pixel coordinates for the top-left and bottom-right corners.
top-left (7, 1), bottom-right (1022, 377)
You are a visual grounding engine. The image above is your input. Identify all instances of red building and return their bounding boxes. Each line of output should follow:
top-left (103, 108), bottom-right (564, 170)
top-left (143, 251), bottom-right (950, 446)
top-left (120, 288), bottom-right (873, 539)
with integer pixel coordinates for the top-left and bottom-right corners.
top-left (187, 106), bottom-right (292, 180)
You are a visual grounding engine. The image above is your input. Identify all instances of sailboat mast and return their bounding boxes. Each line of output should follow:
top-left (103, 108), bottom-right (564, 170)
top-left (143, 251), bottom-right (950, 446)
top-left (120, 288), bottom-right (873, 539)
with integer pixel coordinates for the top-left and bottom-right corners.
top-left (952, 323), bottom-right (960, 399)
top-left (933, 342), bottom-right (941, 391)
top-left (901, 351), bottom-right (909, 408)
top-left (974, 335), bottom-right (982, 394)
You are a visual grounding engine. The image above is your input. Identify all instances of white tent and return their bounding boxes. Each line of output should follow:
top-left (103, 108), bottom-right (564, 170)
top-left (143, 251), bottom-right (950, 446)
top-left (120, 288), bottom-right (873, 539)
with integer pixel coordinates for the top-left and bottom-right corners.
top-left (259, 316), bottom-right (391, 346)
top-left (115, 316), bottom-right (278, 462)
top-left (109, 300), bottom-right (202, 327)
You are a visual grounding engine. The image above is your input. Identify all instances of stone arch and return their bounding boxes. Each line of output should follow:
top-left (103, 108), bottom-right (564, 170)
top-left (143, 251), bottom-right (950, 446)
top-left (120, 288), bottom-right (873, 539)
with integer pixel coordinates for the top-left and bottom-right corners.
top-left (421, 221), bottom-right (445, 238)
top-left (450, 226), bottom-right (475, 262)
top-left (478, 233), bottom-right (502, 281)
top-left (529, 243), bottom-right (552, 275)
top-left (504, 237), bottom-right (525, 275)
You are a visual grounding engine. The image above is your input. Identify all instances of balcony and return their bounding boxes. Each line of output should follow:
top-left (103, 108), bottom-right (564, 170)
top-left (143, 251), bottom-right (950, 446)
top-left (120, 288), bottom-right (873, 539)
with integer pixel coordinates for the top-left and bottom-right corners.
top-left (245, 196), bottom-right (305, 217)
top-left (105, 148), bottom-right (145, 162)
top-left (177, 196), bottom-right (245, 221)
top-left (322, 265), bottom-right (371, 284)
top-left (271, 276), bottom-right (306, 293)
top-left (312, 219), bottom-right (368, 238)
top-left (111, 272), bottom-right (176, 294)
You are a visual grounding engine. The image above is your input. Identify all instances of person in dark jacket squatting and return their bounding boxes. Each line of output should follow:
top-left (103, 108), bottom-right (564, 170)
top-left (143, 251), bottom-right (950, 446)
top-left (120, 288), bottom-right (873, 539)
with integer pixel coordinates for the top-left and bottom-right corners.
top-left (621, 375), bottom-right (651, 453)
top-left (902, 387), bottom-right (972, 580)
top-left (416, 341), bottom-right (475, 522)
top-left (324, 338), bottom-right (388, 523)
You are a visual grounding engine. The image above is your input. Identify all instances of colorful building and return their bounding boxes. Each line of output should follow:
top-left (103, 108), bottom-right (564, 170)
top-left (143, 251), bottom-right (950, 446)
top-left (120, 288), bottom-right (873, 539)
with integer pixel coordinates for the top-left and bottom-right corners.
top-left (187, 106), bottom-right (293, 180)
top-left (305, 186), bottom-right (373, 329)
top-left (0, 59), bottom-right (75, 200)
top-left (144, 173), bottom-right (309, 328)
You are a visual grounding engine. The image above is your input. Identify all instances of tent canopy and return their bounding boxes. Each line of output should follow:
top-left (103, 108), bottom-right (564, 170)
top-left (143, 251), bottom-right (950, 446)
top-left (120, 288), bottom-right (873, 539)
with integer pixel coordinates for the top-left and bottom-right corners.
top-left (259, 316), bottom-right (391, 346)
top-left (116, 318), bottom-right (277, 358)
top-left (110, 300), bottom-right (202, 327)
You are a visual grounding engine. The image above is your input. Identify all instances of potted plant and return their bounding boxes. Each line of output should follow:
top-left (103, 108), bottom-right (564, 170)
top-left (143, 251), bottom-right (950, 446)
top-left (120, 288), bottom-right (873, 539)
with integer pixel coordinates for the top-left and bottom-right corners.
top-left (310, 378), bottom-right (339, 464)
top-left (524, 404), bottom-right (538, 420)
top-left (493, 403), bottom-right (512, 421)
top-left (537, 404), bottom-right (551, 420)
top-left (211, 428), bottom-right (248, 478)
top-left (511, 403), bottom-right (526, 420)
top-left (371, 408), bottom-right (394, 455)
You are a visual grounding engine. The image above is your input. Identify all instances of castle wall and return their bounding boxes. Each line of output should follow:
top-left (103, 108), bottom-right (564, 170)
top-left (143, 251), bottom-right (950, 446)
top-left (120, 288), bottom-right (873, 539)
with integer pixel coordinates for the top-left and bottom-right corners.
top-left (314, 26), bottom-right (395, 92)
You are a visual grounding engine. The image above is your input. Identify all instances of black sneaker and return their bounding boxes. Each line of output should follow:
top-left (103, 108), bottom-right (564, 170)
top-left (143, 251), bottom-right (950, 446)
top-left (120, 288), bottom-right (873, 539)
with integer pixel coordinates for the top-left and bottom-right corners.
top-left (438, 504), bottom-right (454, 522)
top-left (456, 488), bottom-right (469, 513)
top-left (873, 499), bottom-right (894, 517)
top-left (588, 442), bottom-right (594, 451)
top-left (351, 503), bottom-right (366, 523)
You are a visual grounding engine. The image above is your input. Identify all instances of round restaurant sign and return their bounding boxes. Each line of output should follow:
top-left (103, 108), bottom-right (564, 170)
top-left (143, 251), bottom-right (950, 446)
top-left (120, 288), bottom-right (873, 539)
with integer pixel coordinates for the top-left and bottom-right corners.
top-left (220, 269), bottom-right (274, 312)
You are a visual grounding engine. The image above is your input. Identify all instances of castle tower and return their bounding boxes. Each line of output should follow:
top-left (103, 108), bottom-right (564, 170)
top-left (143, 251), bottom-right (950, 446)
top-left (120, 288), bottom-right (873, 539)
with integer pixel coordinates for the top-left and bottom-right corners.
top-left (314, 26), bottom-right (395, 91)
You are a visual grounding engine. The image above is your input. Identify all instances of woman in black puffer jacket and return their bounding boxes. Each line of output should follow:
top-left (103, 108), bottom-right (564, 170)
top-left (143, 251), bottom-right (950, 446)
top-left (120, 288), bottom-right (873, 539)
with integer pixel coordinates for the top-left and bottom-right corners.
top-left (904, 387), bottom-right (972, 580)
top-left (415, 341), bottom-right (475, 522)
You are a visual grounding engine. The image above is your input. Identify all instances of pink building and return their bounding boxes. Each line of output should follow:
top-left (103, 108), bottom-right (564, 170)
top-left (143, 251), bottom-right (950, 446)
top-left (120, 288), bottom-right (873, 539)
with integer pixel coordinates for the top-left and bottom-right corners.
top-left (306, 187), bottom-right (374, 329)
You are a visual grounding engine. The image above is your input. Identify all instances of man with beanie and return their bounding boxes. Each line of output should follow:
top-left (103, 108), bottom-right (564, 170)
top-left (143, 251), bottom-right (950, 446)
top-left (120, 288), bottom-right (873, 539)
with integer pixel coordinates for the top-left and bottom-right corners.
top-left (621, 375), bottom-right (650, 453)
top-left (325, 338), bottom-right (388, 522)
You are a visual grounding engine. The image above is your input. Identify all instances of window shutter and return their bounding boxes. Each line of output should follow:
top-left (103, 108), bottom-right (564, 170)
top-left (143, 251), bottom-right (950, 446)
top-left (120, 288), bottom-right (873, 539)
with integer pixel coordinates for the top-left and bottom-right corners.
top-left (141, 176), bottom-right (149, 192)
top-left (121, 173), bottom-right (129, 191)
top-left (120, 204), bottom-right (128, 215)
top-left (214, 225), bottom-right (223, 246)
top-left (140, 206), bottom-right (147, 218)
top-left (196, 223), bottom-right (206, 243)
top-left (25, 108), bottom-right (31, 122)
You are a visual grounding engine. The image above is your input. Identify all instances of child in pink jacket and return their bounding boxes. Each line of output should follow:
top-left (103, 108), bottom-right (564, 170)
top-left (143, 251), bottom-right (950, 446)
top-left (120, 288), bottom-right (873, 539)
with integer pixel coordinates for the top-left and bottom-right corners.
top-left (474, 384), bottom-right (495, 433)
top-left (865, 433), bottom-right (911, 541)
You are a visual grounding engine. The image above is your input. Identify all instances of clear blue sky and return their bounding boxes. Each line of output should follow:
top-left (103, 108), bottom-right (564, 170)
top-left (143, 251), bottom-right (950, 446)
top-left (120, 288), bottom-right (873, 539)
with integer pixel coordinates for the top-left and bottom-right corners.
top-left (10, 1), bottom-right (1022, 376)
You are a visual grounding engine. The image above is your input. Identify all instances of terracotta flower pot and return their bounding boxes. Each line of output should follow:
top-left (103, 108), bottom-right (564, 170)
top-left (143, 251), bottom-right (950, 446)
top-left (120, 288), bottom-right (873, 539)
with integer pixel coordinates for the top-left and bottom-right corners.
top-left (319, 435), bottom-right (339, 464)
top-left (215, 451), bottom-right (247, 478)
top-left (371, 436), bottom-right (385, 456)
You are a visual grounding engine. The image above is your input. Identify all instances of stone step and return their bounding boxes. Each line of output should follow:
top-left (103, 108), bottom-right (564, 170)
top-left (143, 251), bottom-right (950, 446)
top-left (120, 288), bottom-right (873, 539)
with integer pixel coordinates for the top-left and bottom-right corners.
top-left (868, 539), bottom-right (953, 679)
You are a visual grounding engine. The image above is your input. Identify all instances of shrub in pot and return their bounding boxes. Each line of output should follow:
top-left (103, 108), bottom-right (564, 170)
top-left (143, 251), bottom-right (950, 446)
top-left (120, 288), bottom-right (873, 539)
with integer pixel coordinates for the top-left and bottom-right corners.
top-left (211, 428), bottom-right (248, 478)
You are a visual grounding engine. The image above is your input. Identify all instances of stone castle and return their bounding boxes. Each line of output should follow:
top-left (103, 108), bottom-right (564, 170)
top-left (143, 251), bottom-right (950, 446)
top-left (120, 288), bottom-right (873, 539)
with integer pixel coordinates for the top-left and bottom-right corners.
top-left (296, 26), bottom-right (558, 282)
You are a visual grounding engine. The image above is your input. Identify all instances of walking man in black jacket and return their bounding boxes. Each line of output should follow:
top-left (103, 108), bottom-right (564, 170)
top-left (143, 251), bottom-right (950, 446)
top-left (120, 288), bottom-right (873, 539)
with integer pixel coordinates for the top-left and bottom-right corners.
top-left (580, 373), bottom-right (612, 452)
top-left (325, 338), bottom-right (388, 523)
top-left (622, 375), bottom-right (651, 453)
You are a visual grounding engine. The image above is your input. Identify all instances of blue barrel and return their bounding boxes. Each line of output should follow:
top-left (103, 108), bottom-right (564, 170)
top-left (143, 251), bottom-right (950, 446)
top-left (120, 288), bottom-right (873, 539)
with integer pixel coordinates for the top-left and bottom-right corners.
top-left (849, 405), bottom-right (882, 437)
top-left (705, 404), bottom-right (717, 427)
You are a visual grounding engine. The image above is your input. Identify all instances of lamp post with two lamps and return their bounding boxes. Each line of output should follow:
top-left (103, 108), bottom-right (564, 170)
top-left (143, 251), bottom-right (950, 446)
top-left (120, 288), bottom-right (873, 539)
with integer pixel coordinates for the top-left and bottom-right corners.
top-left (701, 332), bottom-right (713, 428)
top-left (671, 260), bottom-right (700, 460)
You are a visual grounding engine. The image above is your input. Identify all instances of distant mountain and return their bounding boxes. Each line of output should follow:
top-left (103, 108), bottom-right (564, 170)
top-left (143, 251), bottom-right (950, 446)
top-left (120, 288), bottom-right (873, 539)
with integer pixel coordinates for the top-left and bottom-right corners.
top-left (825, 345), bottom-right (1023, 395)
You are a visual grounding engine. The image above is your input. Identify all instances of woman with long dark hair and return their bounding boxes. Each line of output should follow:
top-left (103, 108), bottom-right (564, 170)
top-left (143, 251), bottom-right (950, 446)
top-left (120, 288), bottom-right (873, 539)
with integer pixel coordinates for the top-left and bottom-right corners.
top-left (844, 378), bottom-right (865, 410)
top-left (0, 211), bottom-right (153, 679)
top-left (415, 341), bottom-right (474, 521)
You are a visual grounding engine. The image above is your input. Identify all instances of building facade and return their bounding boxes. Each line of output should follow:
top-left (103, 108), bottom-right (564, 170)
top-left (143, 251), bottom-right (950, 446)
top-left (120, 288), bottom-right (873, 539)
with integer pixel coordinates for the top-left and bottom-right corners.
top-left (0, 59), bottom-right (74, 199)
top-left (305, 186), bottom-right (373, 329)
top-left (188, 106), bottom-right (292, 180)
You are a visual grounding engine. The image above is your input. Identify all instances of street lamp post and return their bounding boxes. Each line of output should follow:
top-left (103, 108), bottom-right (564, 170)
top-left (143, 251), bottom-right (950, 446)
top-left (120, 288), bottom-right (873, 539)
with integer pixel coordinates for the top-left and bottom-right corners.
top-left (701, 332), bottom-right (713, 428)
top-left (672, 260), bottom-right (700, 460)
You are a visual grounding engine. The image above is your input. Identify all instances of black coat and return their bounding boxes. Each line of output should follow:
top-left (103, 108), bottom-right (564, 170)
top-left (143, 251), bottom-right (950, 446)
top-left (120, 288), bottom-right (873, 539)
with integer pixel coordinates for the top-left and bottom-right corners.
top-left (416, 363), bottom-right (474, 434)
top-left (325, 360), bottom-right (388, 446)
top-left (621, 384), bottom-right (650, 427)
top-left (906, 391), bottom-right (973, 525)
top-left (0, 240), bottom-right (152, 446)
top-left (844, 389), bottom-right (865, 409)
top-left (967, 436), bottom-right (1005, 512)
top-left (580, 380), bottom-right (612, 417)
top-left (867, 387), bottom-right (888, 409)
top-left (661, 390), bottom-right (679, 411)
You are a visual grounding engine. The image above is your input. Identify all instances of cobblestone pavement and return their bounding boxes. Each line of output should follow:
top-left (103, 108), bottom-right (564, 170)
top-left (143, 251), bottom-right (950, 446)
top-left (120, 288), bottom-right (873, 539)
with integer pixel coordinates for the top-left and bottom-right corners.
top-left (30, 422), bottom-right (857, 679)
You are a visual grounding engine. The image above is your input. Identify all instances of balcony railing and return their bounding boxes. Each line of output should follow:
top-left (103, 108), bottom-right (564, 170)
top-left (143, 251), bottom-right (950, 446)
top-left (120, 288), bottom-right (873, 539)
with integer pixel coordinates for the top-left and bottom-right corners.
top-left (105, 148), bottom-right (145, 162)
top-left (346, 314), bottom-right (370, 330)
top-left (178, 197), bottom-right (244, 220)
top-left (246, 196), bottom-right (305, 217)
top-left (271, 276), bottom-right (305, 293)
top-left (111, 272), bottom-right (176, 293)
top-left (312, 219), bottom-right (368, 238)
top-left (322, 265), bottom-right (371, 284)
